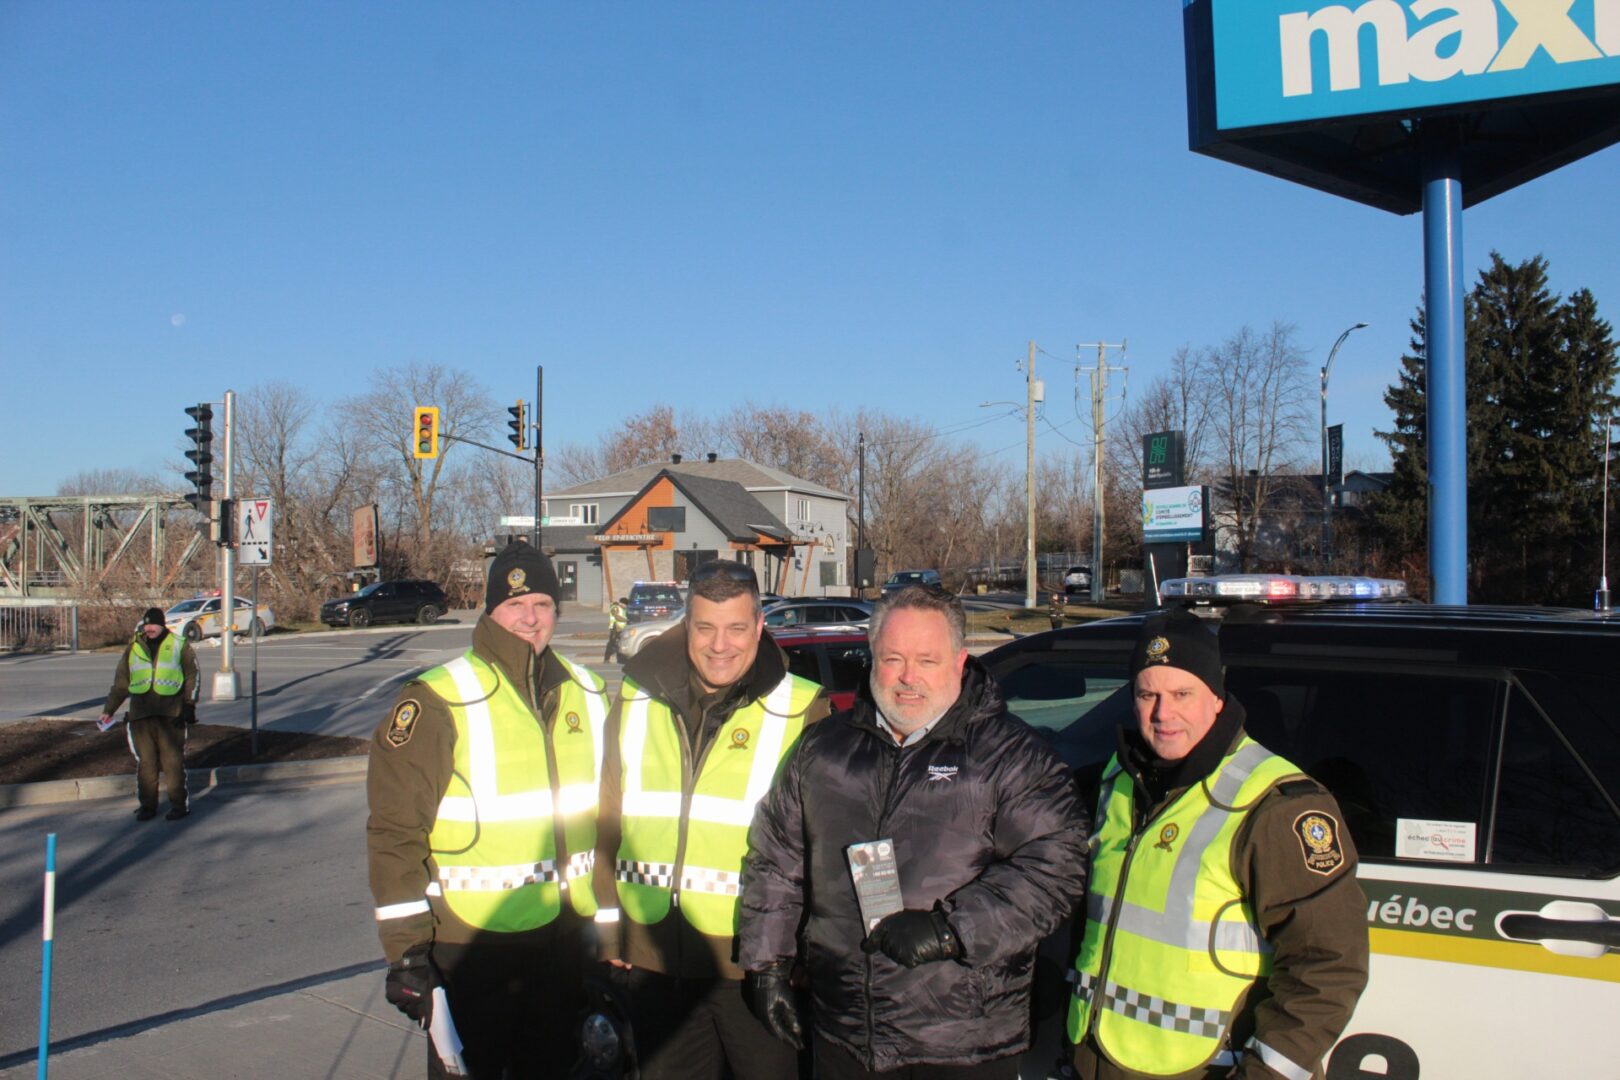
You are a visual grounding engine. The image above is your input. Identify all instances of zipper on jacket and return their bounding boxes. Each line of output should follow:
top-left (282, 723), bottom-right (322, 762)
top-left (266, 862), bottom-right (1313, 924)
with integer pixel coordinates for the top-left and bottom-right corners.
top-left (864, 735), bottom-right (905, 1070)
top-left (1085, 794), bottom-right (1150, 1042)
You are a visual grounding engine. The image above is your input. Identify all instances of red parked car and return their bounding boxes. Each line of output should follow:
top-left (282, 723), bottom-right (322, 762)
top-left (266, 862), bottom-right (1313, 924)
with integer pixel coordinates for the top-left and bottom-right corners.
top-left (772, 627), bottom-right (870, 712)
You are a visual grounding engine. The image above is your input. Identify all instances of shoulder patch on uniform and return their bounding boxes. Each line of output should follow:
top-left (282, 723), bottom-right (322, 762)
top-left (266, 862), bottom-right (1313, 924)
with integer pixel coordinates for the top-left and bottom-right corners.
top-left (385, 699), bottom-right (422, 748)
top-left (1294, 810), bottom-right (1345, 876)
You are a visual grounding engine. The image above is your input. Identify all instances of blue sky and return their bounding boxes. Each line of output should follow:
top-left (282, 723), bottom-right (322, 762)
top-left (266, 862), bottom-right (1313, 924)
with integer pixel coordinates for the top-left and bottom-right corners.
top-left (4, 2), bottom-right (1617, 496)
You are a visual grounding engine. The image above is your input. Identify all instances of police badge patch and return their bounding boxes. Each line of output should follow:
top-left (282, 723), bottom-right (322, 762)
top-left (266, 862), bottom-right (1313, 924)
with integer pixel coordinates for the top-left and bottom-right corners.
top-left (386, 699), bottom-right (421, 748)
top-left (1294, 811), bottom-right (1345, 875)
top-left (565, 711), bottom-right (582, 734)
top-left (506, 567), bottom-right (529, 595)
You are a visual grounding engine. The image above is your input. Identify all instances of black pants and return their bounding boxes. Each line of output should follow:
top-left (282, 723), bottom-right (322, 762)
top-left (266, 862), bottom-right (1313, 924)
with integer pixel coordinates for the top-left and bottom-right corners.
top-left (605, 628), bottom-right (622, 663)
top-left (126, 716), bottom-right (187, 813)
top-left (619, 967), bottom-right (800, 1080)
top-left (814, 1034), bottom-right (1018, 1080)
top-left (429, 928), bottom-right (587, 1080)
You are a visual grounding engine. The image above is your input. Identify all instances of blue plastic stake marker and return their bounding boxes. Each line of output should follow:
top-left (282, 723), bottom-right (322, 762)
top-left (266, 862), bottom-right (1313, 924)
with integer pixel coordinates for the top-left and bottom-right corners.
top-left (38, 832), bottom-right (56, 1080)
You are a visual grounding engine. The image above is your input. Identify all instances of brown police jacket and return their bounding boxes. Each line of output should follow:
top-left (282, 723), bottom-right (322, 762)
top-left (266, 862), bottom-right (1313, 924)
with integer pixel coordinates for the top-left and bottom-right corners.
top-left (1071, 700), bottom-right (1370, 1080)
top-left (591, 623), bottom-right (828, 980)
top-left (364, 615), bottom-right (602, 963)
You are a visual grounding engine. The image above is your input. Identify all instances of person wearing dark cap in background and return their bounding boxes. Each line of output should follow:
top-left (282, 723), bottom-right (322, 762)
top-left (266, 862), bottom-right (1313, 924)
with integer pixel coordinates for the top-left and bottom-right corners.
top-left (100, 606), bottom-right (201, 821)
top-left (366, 541), bottom-right (611, 1079)
top-left (1065, 608), bottom-right (1368, 1080)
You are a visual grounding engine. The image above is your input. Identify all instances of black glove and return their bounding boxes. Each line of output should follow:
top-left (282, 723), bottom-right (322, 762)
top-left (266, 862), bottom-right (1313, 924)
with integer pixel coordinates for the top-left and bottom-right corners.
top-left (743, 961), bottom-right (806, 1051)
top-left (861, 905), bottom-right (960, 968)
top-left (180, 704), bottom-right (197, 725)
top-left (384, 944), bottom-right (435, 1026)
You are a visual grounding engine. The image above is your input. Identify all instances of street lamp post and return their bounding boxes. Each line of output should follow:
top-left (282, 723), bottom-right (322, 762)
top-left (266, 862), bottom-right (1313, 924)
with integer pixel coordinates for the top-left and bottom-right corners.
top-left (1597, 418), bottom-right (1620, 612)
top-left (1320, 322), bottom-right (1368, 569)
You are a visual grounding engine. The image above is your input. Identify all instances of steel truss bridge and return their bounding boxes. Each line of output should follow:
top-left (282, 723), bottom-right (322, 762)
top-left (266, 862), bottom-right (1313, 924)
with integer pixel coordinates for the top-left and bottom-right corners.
top-left (0, 494), bottom-right (212, 604)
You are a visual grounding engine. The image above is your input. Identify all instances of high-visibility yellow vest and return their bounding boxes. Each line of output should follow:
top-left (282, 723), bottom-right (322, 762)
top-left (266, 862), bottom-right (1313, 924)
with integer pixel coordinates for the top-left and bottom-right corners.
top-left (1069, 737), bottom-right (1303, 1075)
top-left (609, 604), bottom-right (628, 631)
top-left (614, 672), bottom-right (819, 937)
top-left (128, 634), bottom-right (186, 696)
top-left (421, 651), bottom-right (609, 931)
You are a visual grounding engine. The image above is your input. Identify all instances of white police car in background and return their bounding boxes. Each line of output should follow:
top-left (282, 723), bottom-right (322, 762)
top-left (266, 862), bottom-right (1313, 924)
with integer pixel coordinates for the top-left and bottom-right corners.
top-left (988, 576), bottom-right (1620, 1078)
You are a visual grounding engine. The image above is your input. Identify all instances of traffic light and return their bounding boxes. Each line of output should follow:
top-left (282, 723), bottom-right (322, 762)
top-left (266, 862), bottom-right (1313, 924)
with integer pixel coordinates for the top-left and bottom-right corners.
top-left (183, 403), bottom-right (214, 510)
top-left (507, 400), bottom-right (527, 451)
top-left (413, 406), bottom-right (440, 459)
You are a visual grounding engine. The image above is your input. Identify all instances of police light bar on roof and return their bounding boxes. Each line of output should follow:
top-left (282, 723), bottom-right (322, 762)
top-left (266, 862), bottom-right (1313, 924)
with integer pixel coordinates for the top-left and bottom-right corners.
top-left (1160, 575), bottom-right (1408, 603)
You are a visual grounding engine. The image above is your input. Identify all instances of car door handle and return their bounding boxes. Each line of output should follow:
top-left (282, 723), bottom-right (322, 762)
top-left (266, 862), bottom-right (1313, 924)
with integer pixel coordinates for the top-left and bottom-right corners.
top-left (1496, 901), bottom-right (1620, 958)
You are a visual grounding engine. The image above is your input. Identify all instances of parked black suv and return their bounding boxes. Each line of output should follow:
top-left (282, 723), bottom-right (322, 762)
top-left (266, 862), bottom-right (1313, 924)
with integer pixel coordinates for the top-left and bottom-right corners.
top-left (985, 580), bottom-right (1620, 1078)
top-left (321, 580), bottom-right (447, 628)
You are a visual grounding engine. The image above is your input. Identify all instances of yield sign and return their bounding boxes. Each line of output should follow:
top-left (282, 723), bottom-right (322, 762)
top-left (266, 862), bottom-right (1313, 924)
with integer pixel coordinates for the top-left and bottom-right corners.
top-left (238, 499), bottom-right (274, 566)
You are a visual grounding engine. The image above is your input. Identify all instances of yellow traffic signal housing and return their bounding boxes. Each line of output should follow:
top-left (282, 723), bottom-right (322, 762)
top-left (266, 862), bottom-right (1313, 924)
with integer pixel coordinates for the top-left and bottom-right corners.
top-left (413, 406), bottom-right (441, 459)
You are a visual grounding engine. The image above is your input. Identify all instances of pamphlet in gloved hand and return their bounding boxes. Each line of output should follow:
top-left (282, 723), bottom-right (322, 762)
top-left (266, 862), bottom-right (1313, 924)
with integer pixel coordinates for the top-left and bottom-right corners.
top-left (847, 839), bottom-right (903, 933)
top-left (429, 986), bottom-right (469, 1076)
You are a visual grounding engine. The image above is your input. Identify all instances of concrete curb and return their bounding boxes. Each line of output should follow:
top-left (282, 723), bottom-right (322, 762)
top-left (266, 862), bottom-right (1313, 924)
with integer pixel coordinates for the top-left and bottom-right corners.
top-left (0, 753), bottom-right (370, 810)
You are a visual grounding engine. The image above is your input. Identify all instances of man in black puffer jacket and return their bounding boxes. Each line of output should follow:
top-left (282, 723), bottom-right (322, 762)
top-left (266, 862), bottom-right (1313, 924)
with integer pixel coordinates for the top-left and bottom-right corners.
top-left (738, 585), bottom-right (1089, 1078)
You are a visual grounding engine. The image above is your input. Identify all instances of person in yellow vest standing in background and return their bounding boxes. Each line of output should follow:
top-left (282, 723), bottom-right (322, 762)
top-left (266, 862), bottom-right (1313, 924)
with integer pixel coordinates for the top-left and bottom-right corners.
top-left (607, 595), bottom-right (629, 662)
top-left (1067, 608), bottom-right (1369, 1080)
top-left (100, 606), bottom-right (200, 821)
top-left (593, 559), bottom-right (829, 1080)
top-left (366, 541), bottom-right (610, 1080)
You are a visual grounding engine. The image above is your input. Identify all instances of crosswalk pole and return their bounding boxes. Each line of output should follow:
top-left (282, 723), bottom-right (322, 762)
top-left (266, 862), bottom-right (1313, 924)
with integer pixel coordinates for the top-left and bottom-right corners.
top-left (38, 831), bottom-right (56, 1079)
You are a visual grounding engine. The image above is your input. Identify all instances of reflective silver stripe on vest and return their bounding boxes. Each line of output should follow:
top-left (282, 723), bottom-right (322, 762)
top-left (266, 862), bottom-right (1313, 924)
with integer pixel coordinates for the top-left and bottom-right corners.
top-left (619, 676), bottom-right (796, 827)
top-left (433, 657), bottom-right (600, 824)
top-left (616, 859), bottom-right (675, 888)
top-left (555, 654), bottom-right (610, 782)
top-left (1091, 740), bottom-right (1278, 957)
top-left (1246, 1038), bottom-right (1312, 1080)
top-left (679, 864), bottom-right (743, 897)
top-left (1084, 892), bottom-right (1269, 956)
top-left (1070, 970), bottom-right (1233, 1039)
top-left (438, 861), bottom-right (563, 891)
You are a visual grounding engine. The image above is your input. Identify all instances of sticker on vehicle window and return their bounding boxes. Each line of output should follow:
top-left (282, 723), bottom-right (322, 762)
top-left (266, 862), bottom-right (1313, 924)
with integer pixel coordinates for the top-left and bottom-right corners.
top-left (1396, 818), bottom-right (1477, 862)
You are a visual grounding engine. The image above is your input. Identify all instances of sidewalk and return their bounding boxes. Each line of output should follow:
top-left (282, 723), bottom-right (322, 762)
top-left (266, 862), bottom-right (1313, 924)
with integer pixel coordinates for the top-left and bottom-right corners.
top-left (0, 968), bottom-right (424, 1080)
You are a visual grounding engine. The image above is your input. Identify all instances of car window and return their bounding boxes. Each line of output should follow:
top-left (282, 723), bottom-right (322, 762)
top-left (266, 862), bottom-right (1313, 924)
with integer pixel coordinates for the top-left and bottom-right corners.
top-left (997, 656), bottom-right (1133, 774)
top-left (1491, 683), bottom-right (1620, 875)
top-left (168, 600), bottom-right (205, 614)
top-left (1229, 666), bottom-right (1496, 864)
top-left (357, 582), bottom-right (382, 597)
top-left (825, 644), bottom-right (872, 692)
top-left (836, 606), bottom-right (868, 622)
top-left (633, 587), bottom-right (681, 603)
top-left (766, 608), bottom-right (798, 627)
top-left (784, 644), bottom-right (823, 685)
top-left (376, 583), bottom-right (396, 598)
top-left (1513, 670), bottom-right (1620, 808)
top-left (202, 599), bottom-right (220, 613)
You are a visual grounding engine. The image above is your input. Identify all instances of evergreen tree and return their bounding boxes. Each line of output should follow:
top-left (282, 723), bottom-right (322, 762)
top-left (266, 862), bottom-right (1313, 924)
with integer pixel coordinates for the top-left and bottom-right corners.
top-left (1372, 254), bottom-right (1617, 604)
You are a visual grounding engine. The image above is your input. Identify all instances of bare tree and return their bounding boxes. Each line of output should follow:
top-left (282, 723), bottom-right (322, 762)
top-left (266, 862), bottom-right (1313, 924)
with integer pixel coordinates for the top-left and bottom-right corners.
top-left (1201, 323), bottom-right (1313, 570)
top-left (1108, 346), bottom-right (1214, 487)
top-left (340, 363), bottom-right (500, 560)
top-left (57, 468), bottom-right (166, 496)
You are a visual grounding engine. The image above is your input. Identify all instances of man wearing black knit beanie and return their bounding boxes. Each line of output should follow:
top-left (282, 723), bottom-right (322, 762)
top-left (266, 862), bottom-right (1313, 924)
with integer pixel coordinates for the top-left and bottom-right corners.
top-left (366, 540), bottom-right (608, 1078)
top-left (1065, 606), bottom-right (1370, 1080)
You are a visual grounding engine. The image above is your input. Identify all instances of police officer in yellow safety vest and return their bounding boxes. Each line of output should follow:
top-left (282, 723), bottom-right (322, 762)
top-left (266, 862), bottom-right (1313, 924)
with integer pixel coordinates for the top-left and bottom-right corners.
top-left (593, 560), bottom-right (829, 1080)
top-left (366, 541), bottom-right (610, 1080)
top-left (100, 606), bottom-right (200, 821)
top-left (607, 596), bottom-right (629, 662)
top-left (1067, 609), bottom-right (1368, 1080)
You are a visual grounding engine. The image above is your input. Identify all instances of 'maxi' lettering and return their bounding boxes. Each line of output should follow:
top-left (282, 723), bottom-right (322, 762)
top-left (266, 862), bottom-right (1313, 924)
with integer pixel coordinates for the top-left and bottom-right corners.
top-left (1280, 0), bottom-right (1620, 98)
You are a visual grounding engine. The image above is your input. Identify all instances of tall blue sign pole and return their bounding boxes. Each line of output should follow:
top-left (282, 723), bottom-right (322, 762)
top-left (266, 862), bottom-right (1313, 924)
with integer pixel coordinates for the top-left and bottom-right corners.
top-left (1423, 130), bottom-right (1468, 605)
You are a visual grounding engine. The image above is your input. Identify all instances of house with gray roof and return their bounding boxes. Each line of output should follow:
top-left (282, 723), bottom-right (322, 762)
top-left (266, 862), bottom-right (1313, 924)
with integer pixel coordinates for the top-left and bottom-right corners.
top-left (527, 455), bottom-right (852, 610)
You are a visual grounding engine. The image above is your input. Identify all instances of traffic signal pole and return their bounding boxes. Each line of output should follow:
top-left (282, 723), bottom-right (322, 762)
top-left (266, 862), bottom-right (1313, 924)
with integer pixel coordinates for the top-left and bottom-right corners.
top-left (213, 389), bottom-right (239, 701)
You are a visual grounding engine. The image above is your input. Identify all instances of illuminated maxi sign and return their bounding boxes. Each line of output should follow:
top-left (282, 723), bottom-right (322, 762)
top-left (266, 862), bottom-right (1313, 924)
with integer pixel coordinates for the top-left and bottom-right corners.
top-left (1210, 0), bottom-right (1620, 130)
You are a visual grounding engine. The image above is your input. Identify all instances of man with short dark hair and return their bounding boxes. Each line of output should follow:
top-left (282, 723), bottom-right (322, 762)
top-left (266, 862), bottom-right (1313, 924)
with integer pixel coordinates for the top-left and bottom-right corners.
top-left (367, 541), bottom-right (610, 1079)
top-left (1065, 608), bottom-right (1368, 1080)
top-left (593, 560), bottom-right (829, 1080)
top-left (100, 606), bottom-right (200, 821)
top-left (739, 585), bottom-right (1089, 1078)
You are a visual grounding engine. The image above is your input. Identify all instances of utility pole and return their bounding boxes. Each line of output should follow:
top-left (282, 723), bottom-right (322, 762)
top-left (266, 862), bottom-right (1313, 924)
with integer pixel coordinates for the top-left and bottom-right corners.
top-left (213, 389), bottom-right (239, 702)
top-left (1025, 342), bottom-right (1038, 609)
top-left (856, 431), bottom-right (866, 598)
top-left (1078, 341), bottom-right (1127, 604)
